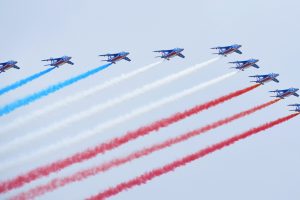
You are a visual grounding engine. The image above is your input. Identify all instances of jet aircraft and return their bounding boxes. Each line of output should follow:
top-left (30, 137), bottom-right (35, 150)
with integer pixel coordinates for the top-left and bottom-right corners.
top-left (99, 52), bottom-right (131, 64)
top-left (0, 60), bottom-right (20, 73)
top-left (270, 88), bottom-right (299, 99)
top-left (288, 104), bottom-right (300, 112)
top-left (229, 59), bottom-right (259, 71)
top-left (42, 56), bottom-right (74, 67)
top-left (211, 44), bottom-right (242, 56)
top-left (153, 48), bottom-right (185, 60)
top-left (249, 73), bottom-right (279, 84)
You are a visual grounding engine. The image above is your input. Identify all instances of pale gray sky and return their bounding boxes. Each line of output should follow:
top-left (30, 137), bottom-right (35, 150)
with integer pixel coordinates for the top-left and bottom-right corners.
top-left (0, 0), bottom-right (299, 200)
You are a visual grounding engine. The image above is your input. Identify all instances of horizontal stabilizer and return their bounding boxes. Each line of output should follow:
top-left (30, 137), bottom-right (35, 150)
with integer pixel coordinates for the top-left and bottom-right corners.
top-left (249, 75), bottom-right (260, 78)
top-left (153, 50), bottom-right (171, 53)
top-left (288, 104), bottom-right (300, 106)
top-left (99, 54), bottom-right (116, 57)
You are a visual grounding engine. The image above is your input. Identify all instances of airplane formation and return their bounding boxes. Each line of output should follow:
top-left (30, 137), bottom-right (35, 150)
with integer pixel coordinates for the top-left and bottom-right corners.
top-left (1, 45), bottom-right (299, 112)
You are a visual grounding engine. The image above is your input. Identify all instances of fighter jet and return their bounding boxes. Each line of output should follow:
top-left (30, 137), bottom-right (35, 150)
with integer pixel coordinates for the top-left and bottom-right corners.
top-left (229, 59), bottom-right (260, 71)
top-left (211, 44), bottom-right (242, 56)
top-left (99, 52), bottom-right (131, 64)
top-left (42, 56), bottom-right (74, 68)
top-left (250, 73), bottom-right (279, 85)
top-left (288, 104), bottom-right (300, 112)
top-left (270, 88), bottom-right (299, 99)
top-left (153, 48), bottom-right (185, 60)
top-left (0, 60), bottom-right (20, 73)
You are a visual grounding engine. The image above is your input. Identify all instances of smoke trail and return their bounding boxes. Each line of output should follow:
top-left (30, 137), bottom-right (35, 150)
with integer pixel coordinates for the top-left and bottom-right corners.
top-left (0, 67), bottom-right (55, 96)
top-left (87, 113), bottom-right (298, 200)
top-left (0, 63), bottom-right (112, 116)
top-left (0, 83), bottom-right (258, 194)
top-left (0, 62), bottom-right (162, 135)
top-left (0, 58), bottom-right (219, 155)
top-left (12, 99), bottom-right (279, 199)
top-left (0, 72), bottom-right (236, 169)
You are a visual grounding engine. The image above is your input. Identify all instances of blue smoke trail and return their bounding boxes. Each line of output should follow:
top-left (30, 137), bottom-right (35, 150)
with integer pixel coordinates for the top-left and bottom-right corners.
top-left (0, 63), bottom-right (112, 116)
top-left (0, 67), bottom-right (55, 96)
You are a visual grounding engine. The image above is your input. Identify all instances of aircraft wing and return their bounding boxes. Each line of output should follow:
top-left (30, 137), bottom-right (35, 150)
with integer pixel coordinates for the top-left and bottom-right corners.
top-left (293, 93), bottom-right (299, 97)
top-left (13, 65), bottom-right (20, 69)
top-left (235, 49), bottom-right (243, 54)
top-left (67, 61), bottom-right (74, 65)
top-left (0, 62), bottom-right (6, 66)
top-left (272, 78), bottom-right (280, 83)
top-left (252, 64), bottom-right (260, 68)
top-left (269, 90), bottom-right (279, 93)
top-left (177, 53), bottom-right (185, 58)
top-left (124, 57), bottom-right (131, 62)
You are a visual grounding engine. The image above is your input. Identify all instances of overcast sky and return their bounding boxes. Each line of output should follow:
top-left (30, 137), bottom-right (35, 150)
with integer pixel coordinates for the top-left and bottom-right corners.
top-left (1, 0), bottom-right (300, 200)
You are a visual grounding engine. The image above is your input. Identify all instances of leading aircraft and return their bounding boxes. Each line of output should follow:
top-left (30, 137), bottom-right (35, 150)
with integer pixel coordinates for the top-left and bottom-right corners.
top-left (0, 60), bottom-right (20, 73)
top-left (41, 56), bottom-right (74, 68)
top-left (229, 59), bottom-right (260, 71)
top-left (211, 44), bottom-right (242, 56)
top-left (288, 104), bottom-right (300, 112)
top-left (270, 88), bottom-right (299, 99)
top-left (99, 52), bottom-right (131, 64)
top-left (153, 48), bottom-right (185, 60)
top-left (249, 73), bottom-right (279, 85)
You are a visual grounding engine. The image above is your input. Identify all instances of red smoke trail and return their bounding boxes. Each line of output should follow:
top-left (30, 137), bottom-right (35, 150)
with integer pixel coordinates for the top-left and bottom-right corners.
top-left (87, 113), bottom-right (299, 200)
top-left (11, 98), bottom-right (279, 200)
top-left (0, 84), bottom-right (259, 194)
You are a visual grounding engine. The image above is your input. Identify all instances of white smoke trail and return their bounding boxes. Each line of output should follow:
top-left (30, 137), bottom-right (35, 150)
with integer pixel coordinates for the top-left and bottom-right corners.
top-left (0, 62), bottom-right (161, 135)
top-left (0, 70), bottom-right (236, 173)
top-left (0, 58), bottom-right (219, 156)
